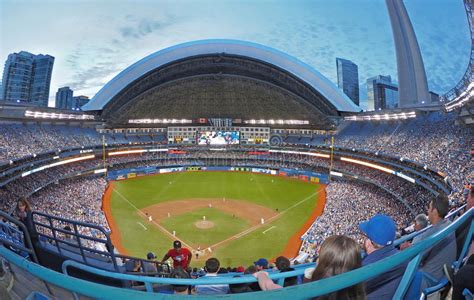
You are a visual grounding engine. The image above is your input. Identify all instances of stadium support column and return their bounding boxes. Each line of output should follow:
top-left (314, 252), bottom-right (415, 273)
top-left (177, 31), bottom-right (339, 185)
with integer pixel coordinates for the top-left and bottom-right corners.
top-left (102, 135), bottom-right (107, 175)
top-left (329, 136), bottom-right (334, 182)
top-left (385, 0), bottom-right (430, 107)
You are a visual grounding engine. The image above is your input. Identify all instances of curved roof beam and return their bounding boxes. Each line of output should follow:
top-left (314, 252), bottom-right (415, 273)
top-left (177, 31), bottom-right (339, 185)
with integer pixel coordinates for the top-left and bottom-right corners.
top-left (83, 39), bottom-right (361, 112)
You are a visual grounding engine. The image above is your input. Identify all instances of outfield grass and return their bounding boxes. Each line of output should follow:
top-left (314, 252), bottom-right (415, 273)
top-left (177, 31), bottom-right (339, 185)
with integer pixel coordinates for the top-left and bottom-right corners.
top-left (108, 171), bottom-right (320, 267)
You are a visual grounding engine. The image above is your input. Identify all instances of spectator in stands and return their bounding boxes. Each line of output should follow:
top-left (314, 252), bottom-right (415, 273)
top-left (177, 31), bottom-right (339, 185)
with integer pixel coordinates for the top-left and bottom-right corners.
top-left (255, 235), bottom-right (365, 298)
top-left (194, 258), bottom-right (229, 295)
top-left (14, 198), bottom-right (37, 243)
top-left (254, 258), bottom-right (268, 271)
top-left (229, 275), bottom-right (253, 294)
top-left (310, 235), bottom-right (365, 298)
top-left (244, 265), bottom-right (261, 292)
top-left (142, 252), bottom-right (158, 274)
top-left (161, 240), bottom-right (192, 270)
top-left (125, 259), bottom-right (142, 273)
top-left (412, 194), bottom-right (456, 284)
top-left (275, 256), bottom-right (297, 287)
top-left (169, 267), bottom-right (192, 295)
top-left (445, 255), bottom-right (474, 300)
top-left (59, 225), bottom-right (78, 247)
top-left (359, 214), bottom-right (407, 299)
top-left (400, 213), bottom-right (429, 250)
top-left (414, 214), bottom-right (429, 232)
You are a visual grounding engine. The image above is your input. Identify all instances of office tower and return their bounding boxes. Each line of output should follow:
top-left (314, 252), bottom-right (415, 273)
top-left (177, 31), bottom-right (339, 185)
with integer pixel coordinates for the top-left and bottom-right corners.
top-left (1, 51), bottom-right (54, 106)
top-left (336, 58), bottom-right (359, 106)
top-left (367, 75), bottom-right (399, 111)
top-left (56, 87), bottom-right (74, 109)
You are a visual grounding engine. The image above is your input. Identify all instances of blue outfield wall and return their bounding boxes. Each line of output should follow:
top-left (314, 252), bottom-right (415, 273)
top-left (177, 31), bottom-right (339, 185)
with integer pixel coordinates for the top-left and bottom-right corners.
top-left (107, 165), bottom-right (329, 184)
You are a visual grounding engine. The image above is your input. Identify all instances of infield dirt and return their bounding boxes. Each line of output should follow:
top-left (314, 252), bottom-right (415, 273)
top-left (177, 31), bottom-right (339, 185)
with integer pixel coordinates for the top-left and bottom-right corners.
top-left (141, 198), bottom-right (278, 227)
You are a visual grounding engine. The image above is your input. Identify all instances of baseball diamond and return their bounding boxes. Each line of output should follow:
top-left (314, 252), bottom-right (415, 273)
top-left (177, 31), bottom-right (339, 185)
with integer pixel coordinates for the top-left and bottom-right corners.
top-left (102, 171), bottom-right (325, 267)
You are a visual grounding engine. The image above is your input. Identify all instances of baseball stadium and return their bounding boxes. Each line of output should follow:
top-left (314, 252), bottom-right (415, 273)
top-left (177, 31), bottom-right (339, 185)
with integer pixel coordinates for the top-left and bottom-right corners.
top-left (0, 1), bottom-right (473, 299)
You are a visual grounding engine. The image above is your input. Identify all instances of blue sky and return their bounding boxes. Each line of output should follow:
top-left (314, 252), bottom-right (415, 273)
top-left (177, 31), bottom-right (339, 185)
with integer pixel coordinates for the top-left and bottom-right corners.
top-left (0, 0), bottom-right (470, 108)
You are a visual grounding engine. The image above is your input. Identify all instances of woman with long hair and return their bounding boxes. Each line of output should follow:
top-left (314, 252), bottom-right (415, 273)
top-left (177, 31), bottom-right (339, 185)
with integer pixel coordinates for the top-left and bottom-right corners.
top-left (311, 235), bottom-right (365, 299)
top-left (15, 198), bottom-right (32, 221)
top-left (15, 198), bottom-right (38, 243)
top-left (254, 235), bottom-right (365, 299)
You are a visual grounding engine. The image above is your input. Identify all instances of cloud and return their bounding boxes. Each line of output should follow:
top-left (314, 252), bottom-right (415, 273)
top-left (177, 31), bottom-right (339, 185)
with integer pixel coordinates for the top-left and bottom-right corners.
top-left (119, 18), bottom-right (174, 39)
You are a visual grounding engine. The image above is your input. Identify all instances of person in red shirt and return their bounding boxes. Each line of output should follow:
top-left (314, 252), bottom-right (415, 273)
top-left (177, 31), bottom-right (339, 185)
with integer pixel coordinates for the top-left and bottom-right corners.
top-left (161, 240), bottom-right (192, 269)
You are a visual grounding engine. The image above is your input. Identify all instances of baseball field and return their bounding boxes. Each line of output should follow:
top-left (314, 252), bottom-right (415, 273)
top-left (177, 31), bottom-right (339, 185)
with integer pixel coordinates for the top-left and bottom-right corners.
top-left (102, 171), bottom-right (326, 267)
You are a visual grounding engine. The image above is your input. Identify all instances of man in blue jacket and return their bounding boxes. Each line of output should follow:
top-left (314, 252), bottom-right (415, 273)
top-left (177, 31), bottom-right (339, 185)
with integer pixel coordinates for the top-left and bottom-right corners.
top-left (360, 214), bottom-right (407, 299)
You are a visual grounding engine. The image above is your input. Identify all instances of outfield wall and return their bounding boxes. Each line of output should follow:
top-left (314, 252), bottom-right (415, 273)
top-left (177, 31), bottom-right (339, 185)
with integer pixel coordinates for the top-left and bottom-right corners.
top-left (107, 165), bottom-right (329, 184)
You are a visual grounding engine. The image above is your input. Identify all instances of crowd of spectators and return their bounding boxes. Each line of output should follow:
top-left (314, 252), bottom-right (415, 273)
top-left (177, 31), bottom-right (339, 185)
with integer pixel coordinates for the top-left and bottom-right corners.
top-left (0, 124), bottom-right (167, 162)
top-left (299, 180), bottom-right (411, 260)
top-left (27, 177), bottom-right (109, 231)
top-left (333, 112), bottom-right (473, 204)
top-left (0, 124), bottom-right (102, 161)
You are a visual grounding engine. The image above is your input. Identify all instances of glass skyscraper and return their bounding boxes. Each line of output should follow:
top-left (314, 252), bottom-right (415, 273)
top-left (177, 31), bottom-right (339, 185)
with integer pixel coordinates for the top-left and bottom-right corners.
top-left (55, 86), bottom-right (74, 109)
top-left (1, 51), bottom-right (54, 107)
top-left (366, 75), bottom-right (399, 111)
top-left (336, 58), bottom-right (359, 106)
top-left (72, 95), bottom-right (90, 110)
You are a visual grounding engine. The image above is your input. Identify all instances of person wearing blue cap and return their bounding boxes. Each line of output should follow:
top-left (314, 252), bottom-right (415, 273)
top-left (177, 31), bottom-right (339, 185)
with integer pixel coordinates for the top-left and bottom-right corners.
top-left (359, 214), bottom-right (407, 299)
top-left (254, 258), bottom-right (269, 271)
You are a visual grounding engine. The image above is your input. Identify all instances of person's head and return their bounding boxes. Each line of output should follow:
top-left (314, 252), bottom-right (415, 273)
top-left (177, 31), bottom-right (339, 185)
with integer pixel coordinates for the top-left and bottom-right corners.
top-left (244, 265), bottom-right (257, 275)
top-left (414, 214), bottom-right (429, 231)
top-left (147, 252), bottom-right (156, 260)
top-left (63, 225), bottom-right (72, 238)
top-left (254, 258), bottom-right (268, 271)
top-left (173, 240), bottom-right (182, 252)
top-left (359, 214), bottom-right (396, 254)
top-left (170, 267), bottom-right (191, 294)
top-left (275, 256), bottom-right (291, 271)
top-left (17, 198), bottom-right (31, 212)
top-left (127, 259), bottom-right (141, 272)
top-left (428, 194), bottom-right (449, 224)
top-left (311, 235), bottom-right (364, 299)
top-left (204, 257), bottom-right (220, 273)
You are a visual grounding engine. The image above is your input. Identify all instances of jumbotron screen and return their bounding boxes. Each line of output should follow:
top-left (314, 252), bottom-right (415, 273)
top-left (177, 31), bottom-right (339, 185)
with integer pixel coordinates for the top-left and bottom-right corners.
top-left (198, 131), bottom-right (240, 145)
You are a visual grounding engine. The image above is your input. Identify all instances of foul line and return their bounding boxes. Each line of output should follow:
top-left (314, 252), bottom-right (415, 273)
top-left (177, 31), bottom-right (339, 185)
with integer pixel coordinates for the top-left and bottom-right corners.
top-left (113, 189), bottom-right (195, 251)
top-left (208, 189), bottom-right (322, 250)
top-left (136, 222), bottom-right (147, 230)
top-left (262, 226), bottom-right (276, 234)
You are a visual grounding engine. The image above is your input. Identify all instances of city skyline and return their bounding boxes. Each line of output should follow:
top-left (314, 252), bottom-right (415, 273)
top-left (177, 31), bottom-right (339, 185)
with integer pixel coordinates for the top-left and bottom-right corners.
top-left (0, 0), bottom-right (470, 108)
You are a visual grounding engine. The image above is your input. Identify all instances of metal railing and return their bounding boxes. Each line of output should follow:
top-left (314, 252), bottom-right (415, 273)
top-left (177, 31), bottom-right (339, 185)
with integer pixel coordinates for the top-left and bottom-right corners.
top-left (1, 208), bottom-right (472, 299)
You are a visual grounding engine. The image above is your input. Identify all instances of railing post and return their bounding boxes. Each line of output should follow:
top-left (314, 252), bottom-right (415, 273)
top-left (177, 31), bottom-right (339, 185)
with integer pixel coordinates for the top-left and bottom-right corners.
top-left (393, 254), bottom-right (422, 299)
top-left (455, 212), bottom-right (474, 271)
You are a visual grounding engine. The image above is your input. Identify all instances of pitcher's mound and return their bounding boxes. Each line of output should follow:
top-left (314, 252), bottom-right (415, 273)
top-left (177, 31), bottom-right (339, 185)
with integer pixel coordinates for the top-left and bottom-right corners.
top-left (195, 220), bottom-right (215, 229)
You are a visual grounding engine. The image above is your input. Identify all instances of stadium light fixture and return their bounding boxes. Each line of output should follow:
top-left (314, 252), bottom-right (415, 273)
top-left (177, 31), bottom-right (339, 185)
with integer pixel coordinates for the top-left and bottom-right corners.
top-left (243, 119), bottom-right (309, 125)
top-left (340, 157), bottom-right (394, 174)
top-left (21, 154), bottom-right (95, 177)
top-left (268, 149), bottom-right (329, 158)
top-left (94, 168), bottom-right (107, 174)
top-left (25, 110), bottom-right (94, 120)
top-left (108, 149), bottom-right (147, 156)
top-left (395, 172), bottom-right (416, 183)
top-left (128, 119), bottom-right (192, 124)
top-left (344, 112), bottom-right (416, 121)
